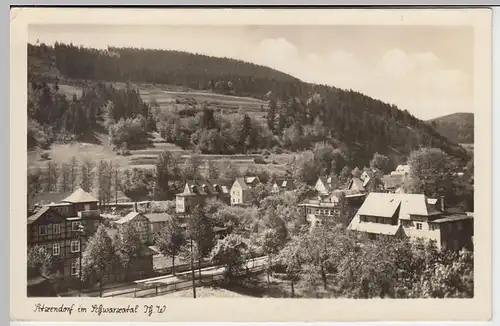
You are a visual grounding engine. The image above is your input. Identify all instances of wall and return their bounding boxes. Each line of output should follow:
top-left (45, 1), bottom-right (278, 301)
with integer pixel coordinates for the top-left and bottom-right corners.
top-left (439, 219), bottom-right (473, 251)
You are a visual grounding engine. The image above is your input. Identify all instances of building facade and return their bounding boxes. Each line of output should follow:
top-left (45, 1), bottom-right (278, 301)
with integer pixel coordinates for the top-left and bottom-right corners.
top-left (230, 177), bottom-right (260, 205)
top-left (175, 179), bottom-right (231, 214)
top-left (27, 188), bottom-right (103, 284)
top-left (114, 211), bottom-right (150, 244)
top-left (347, 193), bottom-right (473, 250)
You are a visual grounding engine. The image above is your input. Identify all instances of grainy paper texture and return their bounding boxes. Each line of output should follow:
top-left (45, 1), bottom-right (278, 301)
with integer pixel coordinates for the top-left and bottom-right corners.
top-left (11, 7), bottom-right (492, 322)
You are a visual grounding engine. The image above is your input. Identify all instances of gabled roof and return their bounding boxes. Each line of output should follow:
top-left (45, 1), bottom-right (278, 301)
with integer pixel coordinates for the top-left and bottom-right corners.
top-left (233, 178), bottom-right (250, 191)
top-left (348, 178), bottom-right (365, 192)
top-left (62, 188), bottom-right (98, 204)
top-left (273, 177), bottom-right (296, 190)
top-left (115, 211), bottom-right (145, 224)
top-left (356, 193), bottom-right (442, 220)
top-left (244, 176), bottom-right (260, 185)
top-left (181, 179), bottom-right (232, 196)
top-left (27, 206), bottom-right (51, 224)
top-left (27, 206), bottom-right (66, 225)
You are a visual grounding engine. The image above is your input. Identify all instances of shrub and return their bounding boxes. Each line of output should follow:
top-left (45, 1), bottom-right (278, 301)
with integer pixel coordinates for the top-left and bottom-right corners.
top-left (108, 116), bottom-right (149, 149)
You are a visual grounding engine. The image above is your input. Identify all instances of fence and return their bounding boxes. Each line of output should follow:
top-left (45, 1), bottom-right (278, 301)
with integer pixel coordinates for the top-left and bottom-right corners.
top-left (106, 264), bottom-right (265, 298)
top-left (60, 262), bottom-right (265, 298)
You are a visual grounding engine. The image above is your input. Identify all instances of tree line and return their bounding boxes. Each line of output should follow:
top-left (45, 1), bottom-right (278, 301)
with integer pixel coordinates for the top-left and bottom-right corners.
top-left (28, 42), bottom-right (469, 165)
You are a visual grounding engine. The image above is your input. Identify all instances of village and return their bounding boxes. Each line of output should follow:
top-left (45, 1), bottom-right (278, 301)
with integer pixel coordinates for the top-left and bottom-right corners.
top-left (27, 158), bottom-right (474, 298)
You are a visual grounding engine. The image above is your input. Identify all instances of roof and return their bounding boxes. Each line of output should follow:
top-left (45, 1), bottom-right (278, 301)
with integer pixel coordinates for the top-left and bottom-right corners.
top-left (115, 211), bottom-right (144, 224)
top-left (27, 206), bottom-right (51, 224)
top-left (348, 215), bottom-right (402, 236)
top-left (432, 214), bottom-right (473, 224)
top-left (180, 179), bottom-right (232, 196)
top-left (273, 177), bottom-right (296, 190)
top-left (382, 174), bottom-right (404, 189)
top-left (357, 193), bottom-right (442, 220)
top-left (145, 213), bottom-right (172, 223)
top-left (244, 176), bottom-right (260, 184)
top-left (234, 178), bottom-right (250, 191)
top-left (348, 178), bottom-right (365, 191)
top-left (62, 188), bottom-right (98, 204)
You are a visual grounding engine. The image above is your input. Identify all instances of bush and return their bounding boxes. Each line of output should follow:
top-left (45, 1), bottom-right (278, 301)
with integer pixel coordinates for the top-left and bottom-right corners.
top-left (108, 116), bottom-right (149, 149)
top-left (28, 120), bottom-right (53, 150)
top-left (253, 157), bottom-right (267, 164)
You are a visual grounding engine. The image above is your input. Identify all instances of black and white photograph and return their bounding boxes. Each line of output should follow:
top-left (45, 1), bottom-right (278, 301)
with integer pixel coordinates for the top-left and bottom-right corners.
top-left (11, 7), bottom-right (492, 323)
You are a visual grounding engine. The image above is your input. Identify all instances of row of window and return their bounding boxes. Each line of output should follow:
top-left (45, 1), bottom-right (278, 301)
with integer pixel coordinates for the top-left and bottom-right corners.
top-left (38, 221), bottom-right (81, 235)
top-left (38, 240), bottom-right (81, 256)
top-left (307, 208), bottom-right (339, 216)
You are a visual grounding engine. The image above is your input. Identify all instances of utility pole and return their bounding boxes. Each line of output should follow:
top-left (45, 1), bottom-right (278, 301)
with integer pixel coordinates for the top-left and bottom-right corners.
top-left (114, 164), bottom-right (118, 205)
top-left (190, 237), bottom-right (197, 299)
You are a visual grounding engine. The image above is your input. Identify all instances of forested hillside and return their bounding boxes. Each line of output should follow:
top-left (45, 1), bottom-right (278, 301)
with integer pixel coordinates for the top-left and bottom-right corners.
top-left (429, 113), bottom-right (474, 144)
top-left (27, 42), bottom-right (469, 166)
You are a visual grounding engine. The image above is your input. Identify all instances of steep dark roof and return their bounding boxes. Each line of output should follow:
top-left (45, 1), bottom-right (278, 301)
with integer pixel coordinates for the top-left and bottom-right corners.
top-left (234, 178), bottom-right (250, 191)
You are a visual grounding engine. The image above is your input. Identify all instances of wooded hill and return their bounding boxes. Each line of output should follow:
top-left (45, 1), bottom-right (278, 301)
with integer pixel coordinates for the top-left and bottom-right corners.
top-left (428, 112), bottom-right (474, 144)
top-left (27, 42), bottom-right (469, 166)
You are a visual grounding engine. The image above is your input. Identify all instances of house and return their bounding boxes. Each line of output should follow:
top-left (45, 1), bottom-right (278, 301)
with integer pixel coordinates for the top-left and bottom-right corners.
top-left (382, 174), bottom-right (406, 193)
top-left (347, 177), bottom-right (366, 193)
top-left (27, 206), bottom-right (85, 284)
top-left (299, 189), bottom-right (366, 229)
top-left (27, 188), bottom-right (104, 286)
top-left (230, 176), bottom-right (261, 206)
top-left (114, 211), bottom-right (150, 244)
top-left (175, 179), bottom-right (232, 214)
top-left (347, 193), bottom-right (473, 250)
top-left (298, 198), bottom-right (341, 228)
top-left (314, 176), bottom-right (335, 195)
top-left (271, 177), bottom-right (296, 194)
top-left (144, 213), bottom-right (172, 243)
top-left (390, 164), bottom-right (410, 176)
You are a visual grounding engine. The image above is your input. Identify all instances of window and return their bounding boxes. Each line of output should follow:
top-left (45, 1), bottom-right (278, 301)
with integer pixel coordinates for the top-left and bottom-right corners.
top-left (457, 221), bottom-right (463, 231)
top-left (70, 261), bottom-right (80, 275)
top-left (52, 243), bottom-right (60, 256)
top-left (71, 221), bottom-right (81, 231)
top-left (416, 223), bottom-right (423, 230)
top-left (38, 225), bottom-right (47, 235)
top-left (84, 204), bottom-right (91, 211)
top-left (53, 223), bottom-right (61, 234)
top-left (453, 239), bottom-right (459, 250)
top-left (70, 240), bottom-right (80, 253)
top-left (448, 224), bottom-right (453, 232)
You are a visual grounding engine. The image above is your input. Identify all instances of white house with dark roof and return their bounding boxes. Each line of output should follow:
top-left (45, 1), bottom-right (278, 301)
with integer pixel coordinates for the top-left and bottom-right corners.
top-left (175, 179), bottom-right (232, 213)
top-left (347, 193), bottom-right (473, 250)
top-left (230, 177), bottom-right (261, 205)
top-left (314, 176), bottom-right (335, 195)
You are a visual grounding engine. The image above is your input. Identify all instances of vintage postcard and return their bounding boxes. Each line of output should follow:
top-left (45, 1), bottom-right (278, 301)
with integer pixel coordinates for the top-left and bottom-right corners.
top-left (10, 7), bottom-right (492, 323)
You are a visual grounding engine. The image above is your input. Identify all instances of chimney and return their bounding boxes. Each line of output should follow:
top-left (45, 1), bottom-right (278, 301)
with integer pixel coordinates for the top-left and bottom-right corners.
top-left (440, 196), bottom-right (445, 212)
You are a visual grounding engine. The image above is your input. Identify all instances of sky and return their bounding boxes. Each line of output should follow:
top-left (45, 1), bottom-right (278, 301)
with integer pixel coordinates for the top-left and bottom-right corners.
top-left (29, 24), bottom-right (474, 120)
